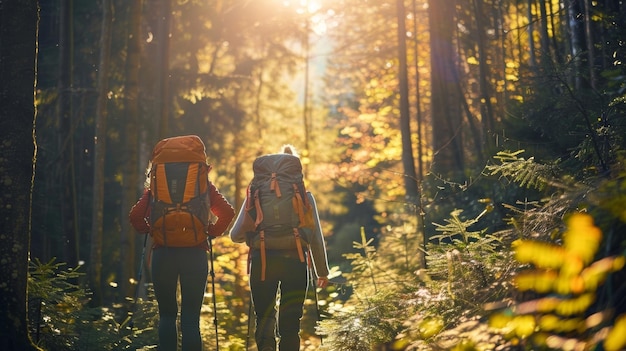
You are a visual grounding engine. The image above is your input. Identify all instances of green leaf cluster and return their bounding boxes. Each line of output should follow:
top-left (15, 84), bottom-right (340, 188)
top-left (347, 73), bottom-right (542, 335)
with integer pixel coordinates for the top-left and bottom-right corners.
top-left (28, 259), bottom-right (159, 350)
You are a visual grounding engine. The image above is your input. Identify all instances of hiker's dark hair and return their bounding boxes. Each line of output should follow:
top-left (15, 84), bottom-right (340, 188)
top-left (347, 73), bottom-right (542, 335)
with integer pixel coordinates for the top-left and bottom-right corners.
top-left (280, 144), bottom-right (299, 157)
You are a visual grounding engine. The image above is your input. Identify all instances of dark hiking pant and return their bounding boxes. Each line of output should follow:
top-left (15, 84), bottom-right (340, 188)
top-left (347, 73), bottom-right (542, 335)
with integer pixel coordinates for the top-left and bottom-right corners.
top-left (249, 249), bottom-right (309, 351)
top-left (152, 246), bottom-right (208, 351)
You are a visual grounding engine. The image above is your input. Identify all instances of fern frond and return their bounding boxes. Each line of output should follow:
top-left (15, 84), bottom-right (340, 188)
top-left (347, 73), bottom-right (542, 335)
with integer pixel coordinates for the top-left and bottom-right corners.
top-left (486, 150), bottom-right (557, 190)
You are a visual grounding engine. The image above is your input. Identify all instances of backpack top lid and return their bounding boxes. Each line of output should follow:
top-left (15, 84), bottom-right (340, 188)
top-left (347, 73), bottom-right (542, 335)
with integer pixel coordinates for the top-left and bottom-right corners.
top-left (151, 135), bottom-right (207, 164)
top-left (252, 153), bottom-right (303, 179)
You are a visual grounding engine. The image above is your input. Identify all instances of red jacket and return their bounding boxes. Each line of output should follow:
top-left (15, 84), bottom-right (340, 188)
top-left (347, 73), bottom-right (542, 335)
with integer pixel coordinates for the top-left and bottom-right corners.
top-left (129, 183), bottom-right (235, 249)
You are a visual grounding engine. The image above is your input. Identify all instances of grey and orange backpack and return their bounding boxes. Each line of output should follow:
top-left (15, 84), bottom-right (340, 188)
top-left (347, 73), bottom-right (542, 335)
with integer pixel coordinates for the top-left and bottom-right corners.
top-left (149, 135), bottom-right (211, 247)
top-left (245, 152), bottom-right (315, 280)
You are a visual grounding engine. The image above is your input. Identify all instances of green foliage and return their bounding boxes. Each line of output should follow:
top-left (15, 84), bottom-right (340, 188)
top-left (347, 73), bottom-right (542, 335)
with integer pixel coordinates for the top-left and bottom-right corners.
top-left (28, 258), bottom-right (159, 350)
top-left (317, 205), bottom-right (515, 350)
top-left (486, 150), bottom-right (557, 191)
top-left (318, 227), bottom-right (416, 350)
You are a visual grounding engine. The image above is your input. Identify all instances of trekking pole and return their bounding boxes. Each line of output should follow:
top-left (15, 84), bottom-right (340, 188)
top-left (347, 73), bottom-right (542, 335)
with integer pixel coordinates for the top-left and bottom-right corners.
top-left (208, 238), bottom-right (220, 350)
top-left (129, 233), bottom-right (149, 328)
top-left (307, 254), bottom-right (323, 345)
top-left (246, 292), bottom-right (253, 351)
top-left (311, 269), bottom-right (323, 345)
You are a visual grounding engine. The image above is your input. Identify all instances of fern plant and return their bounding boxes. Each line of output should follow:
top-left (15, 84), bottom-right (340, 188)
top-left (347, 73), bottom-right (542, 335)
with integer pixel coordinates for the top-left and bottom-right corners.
top-left (28, 258), bottom-right (159, 351)
top-left (317, 224), bottom-right (421, 350)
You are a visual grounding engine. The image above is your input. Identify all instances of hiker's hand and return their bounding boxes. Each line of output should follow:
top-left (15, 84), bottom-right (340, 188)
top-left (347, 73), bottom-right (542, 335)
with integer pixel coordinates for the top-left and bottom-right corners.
top-left (317, 276), bottom-right (329, 288)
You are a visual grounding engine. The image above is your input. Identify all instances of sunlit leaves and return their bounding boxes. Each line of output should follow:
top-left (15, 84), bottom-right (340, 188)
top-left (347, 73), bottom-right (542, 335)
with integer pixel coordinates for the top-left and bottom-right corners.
top-left (487, 150), bottom-right (556, 190)
top-left (605, 314), bottom-right (626, 351)
top-left (490, 213), bottom-right (626, 348)
top-left (417, 316), bottom-right (445, 339)
top-left (513, 240), bottom-right (568, 270)
top-left (512, 214), bottom-right (621, 296)
top-left (563, 214), bottom-right (602, 265)
top-left (514, 270), bottom-right (558, 293)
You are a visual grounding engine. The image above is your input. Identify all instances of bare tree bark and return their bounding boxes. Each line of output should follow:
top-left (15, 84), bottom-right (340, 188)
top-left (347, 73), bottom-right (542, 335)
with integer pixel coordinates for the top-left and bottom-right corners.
top-left (158, 0), bottom-right (172, 138)
top-left (121, 0), bottom-right (144, 300)
top-left (582, 0), bottom-right (597, 89)
top-left (89, 0), bottom-right (113, 306)
top-left (568, 0), bottom-right (587, 90)
top-left (472, 0), bottom-right (494, 159)
top-left (397, 0), bottom-right (423, 268)
top-left (57, 0), bottom-right (79, 267)
top-left (0, 0), bottom-right (42, 349)
top-left (428, 0), bottom-right (464, 177)
top-left (411, 0), bottom-right (424, 182)
top-left (527, 0), bottom-right (537, 72)
top-left (538, 0), bottom-right (552, 66)
top-left (396, 0), bottom-right (419, 201)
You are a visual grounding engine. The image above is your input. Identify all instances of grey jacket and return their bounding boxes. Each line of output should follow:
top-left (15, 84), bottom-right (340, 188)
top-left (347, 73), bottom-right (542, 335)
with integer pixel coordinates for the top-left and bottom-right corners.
top-left (230, 192), bottom-right (330, 278)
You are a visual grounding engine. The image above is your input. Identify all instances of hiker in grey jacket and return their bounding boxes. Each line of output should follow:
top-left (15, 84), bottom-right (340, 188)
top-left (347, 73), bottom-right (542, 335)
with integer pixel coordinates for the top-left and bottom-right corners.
top-left (230, 145), bottom-right (329, 351)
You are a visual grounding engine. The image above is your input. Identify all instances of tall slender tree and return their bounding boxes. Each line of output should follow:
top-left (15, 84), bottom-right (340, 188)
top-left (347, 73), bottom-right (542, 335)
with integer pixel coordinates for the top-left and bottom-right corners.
top-left (89, 0), bottom-right (113, 306)
top-left (472, 0), bottom-right (495, 159)
top-left (158, 0), bottom-right (171, 138)
top-left (120, 0), bottom-right (144, 300)
top-left (396, 0), bottom-right (419, 200)
top-left (429, 0), bottom-right (464, 177)
top-left (57, 0), bottom-right (79, 267)
top-left (0, 0), bottom-right (42, 349)
top-left (396, 0), bottom-right (423, 267)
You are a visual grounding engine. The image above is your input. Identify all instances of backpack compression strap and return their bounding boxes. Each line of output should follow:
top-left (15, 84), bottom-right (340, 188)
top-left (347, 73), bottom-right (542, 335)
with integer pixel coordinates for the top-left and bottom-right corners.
top-left (259, 230), bottom-right (267, 281)
top-left (270, 172), bottom-right (282, 197)
top-left (292, 184), bottom-right (306, 225)
top-left (256, 229), bottom-right (305, 282)
top-left (253, 189), bottom-right (264, 228)
top-left (292, 228), bottom-right (305, 262)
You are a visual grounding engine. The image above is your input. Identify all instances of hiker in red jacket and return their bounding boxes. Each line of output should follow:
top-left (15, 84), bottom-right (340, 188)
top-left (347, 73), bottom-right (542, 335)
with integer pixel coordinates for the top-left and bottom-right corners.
top-left (129, 136), bottom-right (235, 351)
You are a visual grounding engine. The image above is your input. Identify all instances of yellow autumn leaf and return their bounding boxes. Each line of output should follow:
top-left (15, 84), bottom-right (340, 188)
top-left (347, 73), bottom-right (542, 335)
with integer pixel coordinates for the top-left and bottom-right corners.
top-left (489, 312), bottom-right (512, 329)
top-left (538, 314), bottom-right (560, 331)
top-left (563, 213), bottom-right (602, 264)
top-left (513, 240), bottom-right (566, 268)
top-left (555, 293), bottom-right (594, 316)
top-left (514, 270), bottom-right (557, 293)
top-left (418, 316), bottom-right (444, 339)
top-left (560, 254), bottom-right (584, 277)
top-left (605, 314), bottom-right (626, 351)
top-left (513, 315), bottom-right (536, 338)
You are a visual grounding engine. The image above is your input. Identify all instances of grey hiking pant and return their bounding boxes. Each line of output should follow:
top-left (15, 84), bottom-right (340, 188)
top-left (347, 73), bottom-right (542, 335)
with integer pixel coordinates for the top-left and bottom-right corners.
top-left (249, 249), bottom-right (309, 351)
top-left (152, 246), bottom-right (208, 351)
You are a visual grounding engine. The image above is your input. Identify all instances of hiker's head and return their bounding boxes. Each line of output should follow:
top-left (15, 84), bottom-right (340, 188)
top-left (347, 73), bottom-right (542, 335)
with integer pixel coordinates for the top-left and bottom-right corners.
top-left (280, 144), bottom-right (299, 157)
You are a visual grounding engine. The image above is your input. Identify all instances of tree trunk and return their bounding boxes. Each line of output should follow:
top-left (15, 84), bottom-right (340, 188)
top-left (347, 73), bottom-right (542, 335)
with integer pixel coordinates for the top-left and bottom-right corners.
top-left (582, 0), bottom-right (597, 89)
top-left (428, 0), bottom-right (464, 178)
top-left (89, 0), bottom-right (113, 306)
top-left (568, 0), bottom-right (587, 90)
top-left (158, 0), bottom-right (172, 138)
top-left (472, 0), bottom-right (493, 160)
top-left (526, 0), bottom-right (537, 72)
top-left (538, 0), bottom-right (552, 67)
top-left (411, 0), bottom-right (424, 183)
top-left (397, 0), bottom-right (423, 268)
top-left (121, 0), bottom-right (144, 301)
top-left (0, 0), bottom-right (42, 349)
top-left (396, 0), bottom-right (419, 202)
top-left (57, 0), bottom-right (79, 268)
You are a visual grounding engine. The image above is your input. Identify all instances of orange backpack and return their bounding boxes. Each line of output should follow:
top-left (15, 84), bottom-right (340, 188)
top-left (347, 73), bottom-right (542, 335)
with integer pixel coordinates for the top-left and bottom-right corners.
top-left (149, 135), bottom-right (211, 247)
